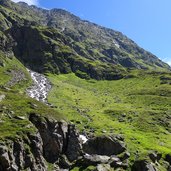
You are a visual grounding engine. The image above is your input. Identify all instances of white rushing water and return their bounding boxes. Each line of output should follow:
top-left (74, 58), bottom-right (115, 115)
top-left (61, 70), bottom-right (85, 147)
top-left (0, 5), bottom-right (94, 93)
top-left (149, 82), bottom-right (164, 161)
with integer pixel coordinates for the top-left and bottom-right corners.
top-left (79, 135), bottom-right (88, 144)
top-left (26, 69), bottom-right (51, 103)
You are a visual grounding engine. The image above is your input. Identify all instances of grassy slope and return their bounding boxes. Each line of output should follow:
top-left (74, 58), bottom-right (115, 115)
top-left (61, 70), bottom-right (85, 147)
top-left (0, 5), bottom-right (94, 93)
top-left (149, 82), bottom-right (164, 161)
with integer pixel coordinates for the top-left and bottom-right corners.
top-left (48, 71), bottom-right (171, 160)
top-left (0, 50), bottom-right (170, 170)
top-left (0, 52), bottom-right (62, 140)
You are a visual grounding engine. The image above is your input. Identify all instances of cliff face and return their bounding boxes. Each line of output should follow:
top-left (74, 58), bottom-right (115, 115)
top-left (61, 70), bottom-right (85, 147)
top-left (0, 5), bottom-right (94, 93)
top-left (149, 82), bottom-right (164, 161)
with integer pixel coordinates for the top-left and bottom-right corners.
top-left (0, 113), bottom-right (81, 171)
top-left (0, 0), bottom-right (170, 81)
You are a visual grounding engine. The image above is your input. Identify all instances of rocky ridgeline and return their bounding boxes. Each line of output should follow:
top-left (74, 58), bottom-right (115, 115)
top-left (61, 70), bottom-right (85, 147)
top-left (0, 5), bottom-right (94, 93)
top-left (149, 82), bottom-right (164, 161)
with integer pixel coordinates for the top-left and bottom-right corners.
top-left (0, 113), bottom-right (170, 171)
top-left (26, 69), bottom-right (51, 103)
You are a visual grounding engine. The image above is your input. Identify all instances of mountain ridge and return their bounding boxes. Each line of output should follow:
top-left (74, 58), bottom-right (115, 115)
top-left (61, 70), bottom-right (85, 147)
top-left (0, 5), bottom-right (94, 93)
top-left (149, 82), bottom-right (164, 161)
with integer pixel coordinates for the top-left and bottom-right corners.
top-left (0, 0), bottom-right (170, 81)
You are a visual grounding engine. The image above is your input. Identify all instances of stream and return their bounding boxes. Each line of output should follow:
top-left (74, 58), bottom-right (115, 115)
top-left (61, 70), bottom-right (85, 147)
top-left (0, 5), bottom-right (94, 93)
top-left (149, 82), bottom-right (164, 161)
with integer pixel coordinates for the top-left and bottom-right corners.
top-left (26, 69), bottom-right (51, 103)
top-left (26, 69), bottom-right (89, 142)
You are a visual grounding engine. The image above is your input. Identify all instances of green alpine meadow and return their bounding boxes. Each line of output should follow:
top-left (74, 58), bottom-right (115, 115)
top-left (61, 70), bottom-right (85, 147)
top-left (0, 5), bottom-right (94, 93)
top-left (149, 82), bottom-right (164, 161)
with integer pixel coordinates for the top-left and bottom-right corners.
top-left (0, 0), bottom-right (170, 170)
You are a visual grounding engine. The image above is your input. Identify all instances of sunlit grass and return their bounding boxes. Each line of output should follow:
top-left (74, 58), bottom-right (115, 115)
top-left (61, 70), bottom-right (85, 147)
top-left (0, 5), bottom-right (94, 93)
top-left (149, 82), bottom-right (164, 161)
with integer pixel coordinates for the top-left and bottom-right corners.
top-left (48, 71), bottom-right (171, 158)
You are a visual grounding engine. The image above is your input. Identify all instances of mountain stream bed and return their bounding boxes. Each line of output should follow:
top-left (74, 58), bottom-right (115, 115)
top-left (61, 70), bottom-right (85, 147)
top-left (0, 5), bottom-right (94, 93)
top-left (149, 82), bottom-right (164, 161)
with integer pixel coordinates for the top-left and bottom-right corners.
top-left (26, 69), bottom-right (51, 103)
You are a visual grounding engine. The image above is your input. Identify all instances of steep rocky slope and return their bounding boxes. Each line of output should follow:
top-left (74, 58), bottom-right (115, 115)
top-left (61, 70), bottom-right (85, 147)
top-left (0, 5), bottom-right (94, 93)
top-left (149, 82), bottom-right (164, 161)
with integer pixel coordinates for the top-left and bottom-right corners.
top-left (0, 0), bottom-right (171, 171)
top-left (0, 0), bottom-right (170, 80)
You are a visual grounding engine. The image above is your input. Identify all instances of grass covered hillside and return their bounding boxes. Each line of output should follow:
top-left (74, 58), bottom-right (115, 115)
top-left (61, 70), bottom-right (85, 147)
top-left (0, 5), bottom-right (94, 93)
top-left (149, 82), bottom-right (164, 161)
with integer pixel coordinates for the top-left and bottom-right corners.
top-left (47, 71), bottom-right (171, 159)
top-left (0, 51), bottom-right (62, 140)
top-left (0, 0), bottom-right (171, 170)
top-left (0, 47), bottom-right (171, 170)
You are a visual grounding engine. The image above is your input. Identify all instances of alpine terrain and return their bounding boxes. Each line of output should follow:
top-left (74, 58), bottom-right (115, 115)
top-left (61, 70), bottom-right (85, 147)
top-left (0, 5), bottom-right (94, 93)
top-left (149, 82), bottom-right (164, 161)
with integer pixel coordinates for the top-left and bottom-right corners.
top-left (0, 0), bottom-right (171, 170)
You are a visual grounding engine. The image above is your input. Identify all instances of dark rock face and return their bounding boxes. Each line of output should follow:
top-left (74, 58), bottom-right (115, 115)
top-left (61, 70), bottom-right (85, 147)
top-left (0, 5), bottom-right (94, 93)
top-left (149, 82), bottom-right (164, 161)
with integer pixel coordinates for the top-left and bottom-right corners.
top-left (9, 25), bottom-right (126, 80)
top-left (0, 0), bottom-right (170, 83)
top-left (149, 152), bottom-right (162, 163)
top-left (166, 154), bottom-right (171, 165)
top-left (28, 133), bottom-right (47, 171)
top-left (118, 57), bottom-right (140, 68)
top-left (83, 135), bottom-right (126, 156)
top-left (0, 113), bottom-right (82, 170)
top-left (0, 113), bottom-right (131, 170)
top-left (0, 145), bottom-right (11, 171)
top-left (10, 26), bottom-right (59, 74)
top-left (0, 138), bottom-right (47, 171)
top-left (132, 160), bottom-right (157, 171)
top-left (65, 124), bottom-right (82, 162)
top-left (29, 113), bottom-right (82, 163)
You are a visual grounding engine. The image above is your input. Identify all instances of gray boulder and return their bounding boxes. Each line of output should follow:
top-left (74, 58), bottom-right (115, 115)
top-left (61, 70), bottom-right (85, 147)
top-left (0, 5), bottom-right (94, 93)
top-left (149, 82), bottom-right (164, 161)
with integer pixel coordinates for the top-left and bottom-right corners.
top-left (110, 156), bottom-right (128, 169)
top-left (83, 135), bottom-right (126, 156)
top-left (83, 154), bottom-right (110, 165)
top-left (96, 164), bottom-right (113, 171)
top-left (132, 160), bottom-right (157, 171)
top-left (149, 152), bottom-right (162, 163)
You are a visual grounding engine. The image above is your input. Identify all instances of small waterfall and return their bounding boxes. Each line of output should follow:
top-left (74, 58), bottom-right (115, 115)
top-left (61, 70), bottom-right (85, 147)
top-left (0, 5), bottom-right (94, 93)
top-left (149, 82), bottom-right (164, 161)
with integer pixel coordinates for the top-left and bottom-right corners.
top-left (26, 69), bottom-right (51, 103)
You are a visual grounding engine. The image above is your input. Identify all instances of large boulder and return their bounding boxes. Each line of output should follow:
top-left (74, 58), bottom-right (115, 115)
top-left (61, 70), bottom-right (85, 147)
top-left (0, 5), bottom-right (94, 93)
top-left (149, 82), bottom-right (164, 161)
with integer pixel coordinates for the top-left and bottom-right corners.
top-left (96, 164), bottom-right (113, 171)
top-left (83, 135), bottom-right (126, 156)
top-left (149, 152), bottom-right (162, 163)
top-left (80, 154), bottom-right (110, 166)
top-left (132, 160), bottom-right (157, 171)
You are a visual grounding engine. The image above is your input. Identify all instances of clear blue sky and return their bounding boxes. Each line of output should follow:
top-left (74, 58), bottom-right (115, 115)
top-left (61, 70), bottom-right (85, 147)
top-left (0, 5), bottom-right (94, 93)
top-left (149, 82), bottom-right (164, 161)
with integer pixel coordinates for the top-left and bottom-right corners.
top-left (12, 0), bottom-right (171, 65)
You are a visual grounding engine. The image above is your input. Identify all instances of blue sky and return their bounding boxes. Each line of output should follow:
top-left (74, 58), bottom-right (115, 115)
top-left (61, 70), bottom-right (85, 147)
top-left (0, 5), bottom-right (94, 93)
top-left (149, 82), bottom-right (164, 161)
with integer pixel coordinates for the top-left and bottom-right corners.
top-left (12, 0), bottom-right (171, 65)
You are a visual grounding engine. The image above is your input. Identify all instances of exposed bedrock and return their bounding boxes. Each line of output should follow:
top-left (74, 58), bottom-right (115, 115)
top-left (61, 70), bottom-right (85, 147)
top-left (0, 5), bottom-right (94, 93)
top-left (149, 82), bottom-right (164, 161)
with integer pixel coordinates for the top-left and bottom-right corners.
top-left (0, 113), bottom-right (169, 171)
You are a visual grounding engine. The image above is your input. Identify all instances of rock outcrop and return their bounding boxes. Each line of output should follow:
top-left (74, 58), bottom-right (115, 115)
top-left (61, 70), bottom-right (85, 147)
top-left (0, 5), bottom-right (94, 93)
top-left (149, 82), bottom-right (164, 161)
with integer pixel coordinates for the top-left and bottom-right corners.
top-left (0, 113), bottom-right (82, 170)
top-left (166, 154), bottom-right (171, 165)
top-left (29, 113), bottom-right (82, 164)
top-left (0, 137), bottom-right (47, 171)
top-left (132, 160), bottom-right (157, 171)
top-left (0, 112), bottom-right (171, 171)
top-left (0, 113), bottom-right (131, 171)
